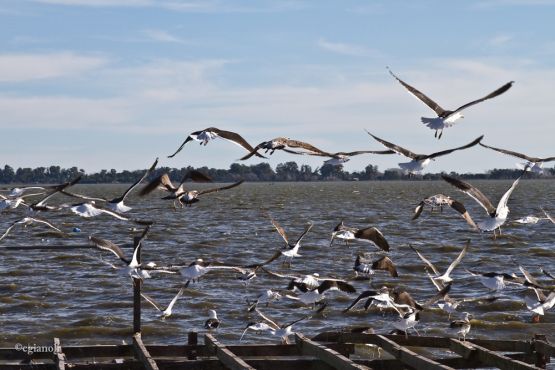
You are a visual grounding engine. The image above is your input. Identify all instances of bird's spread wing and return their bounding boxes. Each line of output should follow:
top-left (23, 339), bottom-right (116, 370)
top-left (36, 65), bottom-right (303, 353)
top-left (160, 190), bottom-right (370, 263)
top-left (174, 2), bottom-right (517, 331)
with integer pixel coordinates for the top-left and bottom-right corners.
top-left (541, 209), bottom-right (555, 224)
top-left (260, 267), bottom-right (298, 280)
top-left (448, 199), bottom-right (479, 230)
top-left (167, 130), bottom-right (201, 158)
top-left (479, 142), bottom-right (537, 162)
top-left (89, 236), bottom-right (128, 263)
top-left (444, 240), bottom-right (470, 277)
top-left (284, 139), bottom-right (327, 155)
top-left (269, 216), bottom-right (289, 245)
top-left (452, 81), bottom-right (514, 114)
top-left (129, 226), bottom-right (151, 268)
top-left (32, 175), bottom-right (82, 208)
top-left (355, 227), bottom-right (390, 251)
top-left (371, 256), bottom-right (398, 277)
top-left (426, 135), bottom-right (483, 160)
top-left (255, 309), bottom-right (280, 330)
top-left (495, 171), bottom-right (524, 215)
top-left (441, 174), bottom-right (496, 215)
top-left (213, 129), bottom-right (265, 158)
top-left (166, 285), bottom-right (186, 312)
top-left (117, 158), bottom-right (159, 202)
top-left (317, 280), bottom-right (356, 294)
top-left (423, 283), bottom-right (451, 308)
top-left (29, 217), bottom-right (63, 234)
top-left (180, 170), bottom-right (213, 184)
top-left (409, 244), bottom-right (440, 276)
top-left (412, 201), bottom-right (425, 220)
top-left (294, 223), bottom-right (313, 246)
top-left (388, 67), bottom-right (446, 116)
top-left (197, 180), bottom-right (244, 196)
top-left (139, 173), bottom-right (176, 196)
top-left (365, 131), bottom-right (417, 159)
top-left (141, 293), bottom-right (163, 311)
top-left (0, 220), bottom-right (20, 242)
top-left (343, 290), bottom-right (379, 312)
top-left (60, 190), bottom-right (107, 202)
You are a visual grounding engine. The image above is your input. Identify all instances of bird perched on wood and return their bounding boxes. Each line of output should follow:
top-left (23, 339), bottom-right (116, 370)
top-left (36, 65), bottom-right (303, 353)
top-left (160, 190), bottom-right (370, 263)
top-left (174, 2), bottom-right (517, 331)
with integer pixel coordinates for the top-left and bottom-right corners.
top-left (450, 312), bottom-right (473, 341)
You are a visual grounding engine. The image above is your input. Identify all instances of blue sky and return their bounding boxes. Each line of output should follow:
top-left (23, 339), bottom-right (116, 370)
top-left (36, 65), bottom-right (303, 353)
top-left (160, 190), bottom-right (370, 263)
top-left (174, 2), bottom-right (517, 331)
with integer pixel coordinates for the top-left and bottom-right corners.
top-left (1, 0), bottom-right (554, 174)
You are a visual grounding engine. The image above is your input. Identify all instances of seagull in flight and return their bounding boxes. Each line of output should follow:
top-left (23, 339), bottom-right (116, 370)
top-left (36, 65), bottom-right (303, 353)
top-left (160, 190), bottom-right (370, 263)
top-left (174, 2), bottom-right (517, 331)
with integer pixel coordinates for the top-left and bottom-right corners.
top-left (0, 216), bottom-right (65, 242)
top-left (366, 131), bottom-right (483, 174)
top-left (240, 137), bottom-right (327, 160)
top-left (410, 241), bottom-right (469, 286)
top-left (88, 226), bottom-right (152, 280)
top-left (141, 283), bottom-right (188, 319)
top-left (412, 194), bottom-right (478, 230)
top-left (330, 221), bottom-right (390, 251)
top-left (29, 176), bottom-right (82, 212)
top-left (300, 149), bottom-right (395, 166)
top-left (168, 127), bottom-right (264, 159)
top-left (105, 158), bottom-right (158, 213)
top-left (441, 169), bottom-right (526, 236)
top-left (251, 308), bottom-right (311, 344)
top-left (388, 67), bottom-right (513, 139)
top-left (479, 142), bottom-right (555, 174)
top-left (262, 216), bottom-right (313, 266)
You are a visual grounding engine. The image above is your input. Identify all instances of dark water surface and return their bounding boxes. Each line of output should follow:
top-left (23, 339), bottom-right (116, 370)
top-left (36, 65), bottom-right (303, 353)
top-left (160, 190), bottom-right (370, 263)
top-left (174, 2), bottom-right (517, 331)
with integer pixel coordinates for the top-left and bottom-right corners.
top-left (0, 181), bottom-right (553, 347)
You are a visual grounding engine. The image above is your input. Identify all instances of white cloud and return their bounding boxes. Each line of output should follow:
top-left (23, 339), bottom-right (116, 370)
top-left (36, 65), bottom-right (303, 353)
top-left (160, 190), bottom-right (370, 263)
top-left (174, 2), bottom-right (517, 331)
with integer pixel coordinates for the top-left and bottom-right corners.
top-left (32, 0), bottom-right (152, 6)
top-left (317, 38), bottom-right (383, 58)
top-left (488, 34), bottom-right (513, 47)
top-left (0, 52), bottom-right (108, 82)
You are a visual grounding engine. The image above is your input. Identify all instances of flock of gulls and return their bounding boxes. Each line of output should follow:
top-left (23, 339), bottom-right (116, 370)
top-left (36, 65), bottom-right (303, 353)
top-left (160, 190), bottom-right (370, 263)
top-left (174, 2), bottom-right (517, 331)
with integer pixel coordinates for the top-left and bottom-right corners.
top-left (1, 68), bottom-right (554, 346)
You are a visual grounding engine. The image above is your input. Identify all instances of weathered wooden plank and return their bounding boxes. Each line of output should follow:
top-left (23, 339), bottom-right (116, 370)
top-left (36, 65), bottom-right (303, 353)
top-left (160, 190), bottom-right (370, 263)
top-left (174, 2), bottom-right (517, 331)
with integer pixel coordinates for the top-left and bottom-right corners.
top-left (373, 335), bottom-right (455, 370)
top-left (295, 333), bottom-right (369, 370)
top-left (449, 339), bottom-right (476, 360)
top-left (62, 345), bottom-right (132, 358)
top-left (461, 340), bottom-right (541, 370)
top-left (132, 334), bottom-right (159, 370)
top-left (533, 340), bottom-right (554, 357)
top-left (312, 332), bottom-right (535, 353)
top-left (53, 338), bottom-right (67, 370)
top-left (204, 334), bottom-right (255, 370)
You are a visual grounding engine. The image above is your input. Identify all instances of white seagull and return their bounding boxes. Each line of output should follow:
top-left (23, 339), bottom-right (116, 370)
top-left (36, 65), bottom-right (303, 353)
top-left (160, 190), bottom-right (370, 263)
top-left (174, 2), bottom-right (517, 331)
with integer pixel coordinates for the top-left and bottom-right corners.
top-left (252, 308), bottom-right (311, 344)
top-left (441, 170), bottom-right (526, 236)
top-left (263, 216), bottom-right (313, 266)
top-left (70, 201), bottom-right (130, 221)
top-left (177, 258), bottom-right (247, 283)
top-left (0, 216), bottom-right (65, 242)
top-left (366, 131), bottom-right (483, 174)
top-left (409, 241), bottom-right (469, 286)
top-left (330, 221), bottom-right (390, 251)
top-left (141, 283), bottom-right (188, 319)
top-left (168, 127), bottom-right (265, 158)
top-left (388, 67), bottom-right (513, 139)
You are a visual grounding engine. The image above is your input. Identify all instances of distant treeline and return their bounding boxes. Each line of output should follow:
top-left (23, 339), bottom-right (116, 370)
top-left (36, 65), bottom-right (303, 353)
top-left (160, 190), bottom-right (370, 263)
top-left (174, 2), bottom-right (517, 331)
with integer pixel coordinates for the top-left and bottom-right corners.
top-left (0, 163), bottom-right (553, 184)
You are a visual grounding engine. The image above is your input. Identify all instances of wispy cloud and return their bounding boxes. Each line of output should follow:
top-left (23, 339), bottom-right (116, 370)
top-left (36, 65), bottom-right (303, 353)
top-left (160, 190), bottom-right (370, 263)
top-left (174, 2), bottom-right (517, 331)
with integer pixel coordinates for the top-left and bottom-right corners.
top-left (0, 52), bottom-right (108, 82)
top-left (487, 34), bottom-right (513, 47)
top-left (473, 0), bottom-right (555, 8)
top-left (32, 0), bottom-right (152, 6)
top-left (143, 29), bottom-right (187, 44)
top-left (317, 38), bottom-right (382, 58)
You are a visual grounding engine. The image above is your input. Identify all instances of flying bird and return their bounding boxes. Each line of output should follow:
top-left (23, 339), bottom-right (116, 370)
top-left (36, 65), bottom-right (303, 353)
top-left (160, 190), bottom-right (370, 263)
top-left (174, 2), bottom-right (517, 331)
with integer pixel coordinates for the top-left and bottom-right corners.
top-left (366, 131), bottom-right (483, 174)
top-left (29, 176), bottom-right (82, 212)
top-left (441, 170), bottom-right (526, 236)
top-left (168, 127), bottom-right (264, 158)
top-left (388, 67), bottom-right (513, 139)
top-left (409, 241), bottom-right (469, 286)
top-left (330, 221), bottom-right (390, 251)
top-left (479, 142), bottom-right (555, 174)
top-left (106, 158), bottom-right (158, 213)
top-left (262, 216), bottom-right (313, 266)
top-left (141, 283), bottom-right (188, 319)
top-left (0, 217), bottom-right (65, 242)
top-left (412, 194), bottom-right (478, 230)
top-left (301, 149), bottom-right (395, 166)
top-left (251, 308), bottom-right (311, 344)
top-left (240, 137), bottom-right (327, 161)
top-left (353, 255), bottom-right (398, 277)
top-left (204, 310), bottom-right (221, 329)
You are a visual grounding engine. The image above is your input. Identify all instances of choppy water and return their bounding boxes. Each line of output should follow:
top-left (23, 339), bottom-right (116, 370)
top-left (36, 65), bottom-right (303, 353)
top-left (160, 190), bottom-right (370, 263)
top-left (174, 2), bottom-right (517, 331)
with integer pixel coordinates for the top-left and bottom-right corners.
top-left (0, 181), bottom-right (553, 347)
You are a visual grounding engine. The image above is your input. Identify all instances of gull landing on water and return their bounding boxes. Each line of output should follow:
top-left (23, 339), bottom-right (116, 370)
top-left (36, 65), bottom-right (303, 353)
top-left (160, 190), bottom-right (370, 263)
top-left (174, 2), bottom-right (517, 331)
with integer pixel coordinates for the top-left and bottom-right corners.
top-left (167, 127), bottom-right (265, 159)
top-left (366, 131), bottom-right (483, 174)
top-left (479, 142), bottom-right (555, 175)
top-left (441, 169), bottom-right (526, 237)
top-left (387, 67), bottom-right (513, 139)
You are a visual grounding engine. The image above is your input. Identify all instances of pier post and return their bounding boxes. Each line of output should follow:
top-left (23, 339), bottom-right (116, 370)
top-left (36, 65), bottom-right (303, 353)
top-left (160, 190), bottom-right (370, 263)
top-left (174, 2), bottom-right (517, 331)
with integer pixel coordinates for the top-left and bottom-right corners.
top-left (133, 236), bottom-right (142, 334)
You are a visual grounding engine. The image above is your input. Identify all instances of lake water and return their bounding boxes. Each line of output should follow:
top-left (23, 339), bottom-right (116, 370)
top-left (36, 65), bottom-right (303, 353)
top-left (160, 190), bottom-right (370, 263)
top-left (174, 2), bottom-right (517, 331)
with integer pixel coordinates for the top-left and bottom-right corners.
top-left (0, 180), bottom-right (554, 346)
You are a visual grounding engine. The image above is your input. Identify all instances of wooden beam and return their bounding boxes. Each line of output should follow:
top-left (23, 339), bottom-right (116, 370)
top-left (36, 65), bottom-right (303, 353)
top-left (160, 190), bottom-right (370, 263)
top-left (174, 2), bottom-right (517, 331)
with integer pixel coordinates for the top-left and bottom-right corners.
top-left (204, 334), bottom-right (255, 370)
top-left (458, 340), bottom-right (541, 370)
top-left (533, 339), bottom-right (554, 357)
top-left (53, 338), bottom-right (67, 370)
top-left (373, 335), bottom-right (455, 370)
top-left (132, 333), bottom-right (159, 370)
top-left (295, 333), bottom-right (369, 370)
top-left (449, 339), bottom-right (476, 360)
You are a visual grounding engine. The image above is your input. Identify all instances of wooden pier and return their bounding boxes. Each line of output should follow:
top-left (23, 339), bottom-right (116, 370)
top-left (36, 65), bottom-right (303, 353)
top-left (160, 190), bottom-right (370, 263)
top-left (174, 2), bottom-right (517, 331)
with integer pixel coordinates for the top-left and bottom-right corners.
top-left (0, 331), bottom-right (552, 370)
